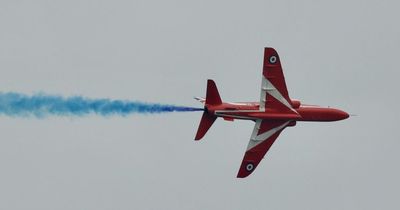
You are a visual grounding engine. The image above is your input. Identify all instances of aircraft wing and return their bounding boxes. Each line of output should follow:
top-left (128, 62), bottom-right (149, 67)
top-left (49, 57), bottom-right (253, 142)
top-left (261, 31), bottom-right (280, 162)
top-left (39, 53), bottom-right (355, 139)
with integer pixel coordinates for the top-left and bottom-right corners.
top-left (260, 48), bottom-right (296, 113)
top-left (237, 119), bottom-right (290, 178)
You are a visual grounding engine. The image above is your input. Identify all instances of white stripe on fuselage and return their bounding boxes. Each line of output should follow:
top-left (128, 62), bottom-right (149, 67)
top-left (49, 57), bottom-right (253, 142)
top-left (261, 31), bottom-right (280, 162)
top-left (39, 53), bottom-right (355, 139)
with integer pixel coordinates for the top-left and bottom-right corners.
top-left (227, 102), bottom-right (252, 106)
top-left (215, 109), bottom-right (260, 120)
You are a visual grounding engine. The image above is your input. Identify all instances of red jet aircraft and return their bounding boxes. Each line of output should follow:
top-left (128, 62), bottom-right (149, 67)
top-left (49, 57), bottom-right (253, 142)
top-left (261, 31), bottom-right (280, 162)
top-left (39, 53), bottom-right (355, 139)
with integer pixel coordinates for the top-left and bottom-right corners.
top-left (194, 47), bottom-right (349, 178)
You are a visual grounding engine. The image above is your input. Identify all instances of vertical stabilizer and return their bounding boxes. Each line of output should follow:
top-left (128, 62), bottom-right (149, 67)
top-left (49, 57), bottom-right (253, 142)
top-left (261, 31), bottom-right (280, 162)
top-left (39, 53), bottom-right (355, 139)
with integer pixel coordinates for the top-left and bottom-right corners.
top-left (205, 79), bottom-right (222, 105)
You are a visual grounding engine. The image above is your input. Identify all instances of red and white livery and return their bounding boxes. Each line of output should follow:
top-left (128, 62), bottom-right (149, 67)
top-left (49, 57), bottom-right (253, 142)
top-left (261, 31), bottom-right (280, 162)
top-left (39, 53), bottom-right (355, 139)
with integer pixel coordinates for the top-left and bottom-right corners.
top-left (194, 47), bottom-right (349, 178)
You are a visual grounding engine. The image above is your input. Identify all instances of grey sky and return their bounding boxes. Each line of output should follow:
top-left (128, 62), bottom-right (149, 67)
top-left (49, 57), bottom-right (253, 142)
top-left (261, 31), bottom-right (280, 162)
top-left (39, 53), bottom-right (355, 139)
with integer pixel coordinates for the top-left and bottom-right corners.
top-left (0, 0), bottom-right (399, 209)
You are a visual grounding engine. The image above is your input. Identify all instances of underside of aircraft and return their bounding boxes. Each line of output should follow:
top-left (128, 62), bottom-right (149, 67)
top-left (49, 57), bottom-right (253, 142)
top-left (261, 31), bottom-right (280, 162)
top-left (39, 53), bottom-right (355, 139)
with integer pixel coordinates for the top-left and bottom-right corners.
top-left (194, 47), bottom-right (349, 178)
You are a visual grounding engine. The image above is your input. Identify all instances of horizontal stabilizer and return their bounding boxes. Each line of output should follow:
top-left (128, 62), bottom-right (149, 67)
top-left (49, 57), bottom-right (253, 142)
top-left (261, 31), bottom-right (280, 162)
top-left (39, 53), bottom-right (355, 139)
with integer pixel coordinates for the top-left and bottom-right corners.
top-left (195, 111), bottom-right (217, 140)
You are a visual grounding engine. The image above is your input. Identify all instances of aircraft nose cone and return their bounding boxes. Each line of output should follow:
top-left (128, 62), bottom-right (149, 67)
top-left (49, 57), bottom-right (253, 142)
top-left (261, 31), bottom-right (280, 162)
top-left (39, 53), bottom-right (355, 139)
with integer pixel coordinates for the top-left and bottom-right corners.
top-left (337, 110), bottom-right (349, 120)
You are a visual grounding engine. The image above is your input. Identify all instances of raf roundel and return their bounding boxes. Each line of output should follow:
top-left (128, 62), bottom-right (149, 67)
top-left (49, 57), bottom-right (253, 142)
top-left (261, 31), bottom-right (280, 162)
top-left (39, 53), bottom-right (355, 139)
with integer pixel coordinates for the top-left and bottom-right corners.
top-left (245, 163), bottom-right (254, 172)
top-left (269, 55), bottom-right (277, 64)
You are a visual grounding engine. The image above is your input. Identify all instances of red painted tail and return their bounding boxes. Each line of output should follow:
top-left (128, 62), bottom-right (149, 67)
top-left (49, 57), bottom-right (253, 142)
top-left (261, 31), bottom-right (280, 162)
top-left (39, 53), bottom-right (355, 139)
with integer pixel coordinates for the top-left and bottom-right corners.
top-left (205, 79), bottom-right (222, 105)
top-left (194, 80), bottom-right (221, 140)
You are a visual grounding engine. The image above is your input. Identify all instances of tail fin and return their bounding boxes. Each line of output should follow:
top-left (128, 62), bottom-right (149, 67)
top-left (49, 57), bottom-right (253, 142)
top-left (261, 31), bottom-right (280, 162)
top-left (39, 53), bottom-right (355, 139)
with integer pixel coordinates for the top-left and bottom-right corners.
top-left (194, 79), bottom-right (222, 140)
top-left (205, 79), bottom-right (222, 105)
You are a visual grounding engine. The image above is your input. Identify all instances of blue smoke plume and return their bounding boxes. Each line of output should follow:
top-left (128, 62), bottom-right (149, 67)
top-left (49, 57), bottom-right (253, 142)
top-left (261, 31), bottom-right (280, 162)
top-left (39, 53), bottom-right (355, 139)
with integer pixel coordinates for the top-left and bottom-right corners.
top-left (0, 92), bottom-right (203, 117)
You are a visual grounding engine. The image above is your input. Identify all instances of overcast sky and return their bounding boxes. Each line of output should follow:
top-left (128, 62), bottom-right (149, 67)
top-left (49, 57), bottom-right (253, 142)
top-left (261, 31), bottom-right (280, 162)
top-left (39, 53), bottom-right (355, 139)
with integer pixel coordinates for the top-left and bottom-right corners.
top-left (0, 0), bottom-right (399, 209)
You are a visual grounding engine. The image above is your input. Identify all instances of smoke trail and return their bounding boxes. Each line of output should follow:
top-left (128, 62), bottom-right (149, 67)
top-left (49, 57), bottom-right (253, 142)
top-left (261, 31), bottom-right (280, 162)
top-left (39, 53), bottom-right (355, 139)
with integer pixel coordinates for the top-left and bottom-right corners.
top-left (0, 92), bottom-right (203, 117)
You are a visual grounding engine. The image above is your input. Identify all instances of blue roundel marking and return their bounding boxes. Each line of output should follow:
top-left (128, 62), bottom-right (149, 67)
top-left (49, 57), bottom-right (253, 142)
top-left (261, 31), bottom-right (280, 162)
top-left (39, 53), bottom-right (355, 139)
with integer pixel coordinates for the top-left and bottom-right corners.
top-left (246, 163), bottom-right (254, 171)
top-left (269, 55), bottom-right (277, 64)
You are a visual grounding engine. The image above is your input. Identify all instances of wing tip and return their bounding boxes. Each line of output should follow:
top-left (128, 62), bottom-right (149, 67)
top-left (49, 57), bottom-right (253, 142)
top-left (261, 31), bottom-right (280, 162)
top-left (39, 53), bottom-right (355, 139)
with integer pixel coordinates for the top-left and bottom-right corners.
top-left (264, 46), bottom-right (276, 51)
top-left (236, 161), bottom-right (257, 178)
top-left (264, 48), bottom-right (280, 66)
top-left (236, 173), bottom-right (250, 178)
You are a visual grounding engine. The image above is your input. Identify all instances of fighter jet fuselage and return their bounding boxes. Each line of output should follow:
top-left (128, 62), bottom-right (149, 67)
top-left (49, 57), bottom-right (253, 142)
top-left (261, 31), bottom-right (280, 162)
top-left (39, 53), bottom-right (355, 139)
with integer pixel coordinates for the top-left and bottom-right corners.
top-left (194, 47), bottom-right (349, 178)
